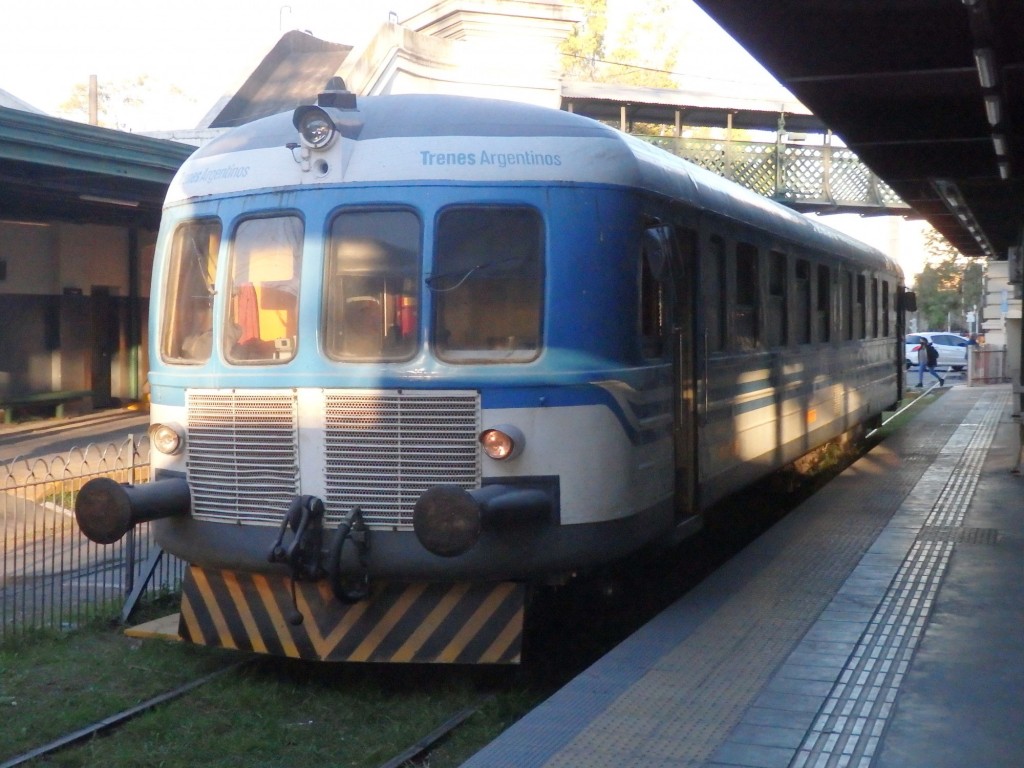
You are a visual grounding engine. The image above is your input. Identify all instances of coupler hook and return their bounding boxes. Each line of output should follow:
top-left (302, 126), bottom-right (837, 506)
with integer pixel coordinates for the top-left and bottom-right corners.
top-left (268, 495), bottom-right (326, 625)
top-left (327, 507), bottom-right (371, 603)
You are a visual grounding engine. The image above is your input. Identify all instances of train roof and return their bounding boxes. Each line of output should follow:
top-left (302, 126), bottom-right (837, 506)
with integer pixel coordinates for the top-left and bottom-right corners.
top-left (168, 93), bottom-right (900, 276)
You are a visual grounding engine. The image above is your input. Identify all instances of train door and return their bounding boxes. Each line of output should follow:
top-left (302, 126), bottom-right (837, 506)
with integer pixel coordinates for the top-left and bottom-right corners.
top-left (897, 285), bottom-right (917, 401)
top-left (643, 222), bottom-right (699, 525)
top-left (670, 227), bottom-right (699, 523)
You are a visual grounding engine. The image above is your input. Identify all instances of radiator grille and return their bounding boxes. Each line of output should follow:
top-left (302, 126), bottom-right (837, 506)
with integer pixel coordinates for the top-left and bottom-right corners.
top-left (324, 390), bottom-right (480, 528)
top-left (184, 389), bottom-right (481, 530)
top-left (188, 390), bottom-right (299, 525)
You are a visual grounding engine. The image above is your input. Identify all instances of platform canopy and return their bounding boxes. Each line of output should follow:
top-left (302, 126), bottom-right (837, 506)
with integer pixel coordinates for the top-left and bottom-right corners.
top-left (0, 107), bottom-right (195, 229)
top-left (693, 0), bottom-right (1024, 261)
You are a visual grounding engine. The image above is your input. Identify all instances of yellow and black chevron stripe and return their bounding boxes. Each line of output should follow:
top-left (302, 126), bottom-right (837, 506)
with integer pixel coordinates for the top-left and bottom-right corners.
top-left (178, 566), bottom-right (524, 664)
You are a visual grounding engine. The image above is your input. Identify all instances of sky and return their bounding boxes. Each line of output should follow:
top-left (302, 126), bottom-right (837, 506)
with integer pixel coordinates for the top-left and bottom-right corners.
top-left (0, 0), bottom-right (427, 129)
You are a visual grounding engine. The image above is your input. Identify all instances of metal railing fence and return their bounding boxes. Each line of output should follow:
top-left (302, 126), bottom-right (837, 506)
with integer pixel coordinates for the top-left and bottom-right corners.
top-left (1, 435), bottom-right (185, 640)
top-left (638, 135), bottom-right (908, 213)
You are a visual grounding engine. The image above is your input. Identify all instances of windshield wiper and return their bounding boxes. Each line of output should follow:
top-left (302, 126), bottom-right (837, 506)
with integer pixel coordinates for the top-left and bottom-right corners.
top-left (425, 256), bottom-right (523, 291)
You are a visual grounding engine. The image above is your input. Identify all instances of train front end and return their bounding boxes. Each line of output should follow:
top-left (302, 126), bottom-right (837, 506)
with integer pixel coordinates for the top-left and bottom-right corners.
top-left (74, 88), bottom-right (677, 663)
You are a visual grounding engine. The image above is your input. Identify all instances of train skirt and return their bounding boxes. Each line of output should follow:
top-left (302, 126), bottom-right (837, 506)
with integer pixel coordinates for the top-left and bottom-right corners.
top-left (178, 566), bottom-right (524, 664)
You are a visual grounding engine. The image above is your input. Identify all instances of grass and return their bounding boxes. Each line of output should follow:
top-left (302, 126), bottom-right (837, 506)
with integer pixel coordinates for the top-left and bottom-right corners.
top-left (0, 612), bottom-right (545, 768)
top-left (0, 620), bottom-right (232, 761)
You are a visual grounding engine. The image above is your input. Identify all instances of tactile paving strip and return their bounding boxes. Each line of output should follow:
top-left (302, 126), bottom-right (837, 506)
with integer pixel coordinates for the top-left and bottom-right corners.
top-left (788, 391), bottom-right (1008, 768)
top-left (916, 525), bottom-right (1000, 545)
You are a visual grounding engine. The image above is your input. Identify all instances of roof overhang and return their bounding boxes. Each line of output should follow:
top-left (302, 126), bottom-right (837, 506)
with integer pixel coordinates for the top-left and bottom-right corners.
top-left (0, 106), bottom-right (195, 229)
top-left (561, 80), bottom-right (827, 133)
top-left (692, 0), bottom-right (1024, 259)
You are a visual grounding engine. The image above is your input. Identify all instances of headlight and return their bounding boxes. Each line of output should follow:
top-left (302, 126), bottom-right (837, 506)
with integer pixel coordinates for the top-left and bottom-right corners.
top-left (292, 105), bottom-right (337, 149)
top-left (148, 423), bottom-right (185, 455)
top-left (479, 425), bottom-right (525, 460)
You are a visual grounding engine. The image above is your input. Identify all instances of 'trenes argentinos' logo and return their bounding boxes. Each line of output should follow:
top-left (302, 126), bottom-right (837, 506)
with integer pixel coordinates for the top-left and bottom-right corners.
top-left (419, 149), bottom-right (562, 168)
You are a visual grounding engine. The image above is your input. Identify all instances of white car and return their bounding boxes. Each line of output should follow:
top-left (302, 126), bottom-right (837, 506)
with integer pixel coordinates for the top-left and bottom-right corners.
top-left (904, 332), bottom-right (970, 371)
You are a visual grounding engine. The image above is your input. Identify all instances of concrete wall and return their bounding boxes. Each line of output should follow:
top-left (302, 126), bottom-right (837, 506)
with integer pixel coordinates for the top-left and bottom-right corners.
top-left (0, 220), bottom-right (156, 404)
top-left (982, 260), bottom-right (1021, 347)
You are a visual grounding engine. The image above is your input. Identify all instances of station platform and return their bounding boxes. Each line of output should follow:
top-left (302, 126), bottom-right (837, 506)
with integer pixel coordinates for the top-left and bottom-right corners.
top-left (462, 383), bottom-right (1023, 768)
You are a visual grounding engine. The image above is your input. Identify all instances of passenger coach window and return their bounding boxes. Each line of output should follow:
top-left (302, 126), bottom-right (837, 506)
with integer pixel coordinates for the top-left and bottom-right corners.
top-left (161, 219), bottom-right (222, 364)
top-left (871, 278), bottom-right (879, 338)
top-left (856, 275), bottom-right (866, 339)
top-left (794, 258), bottom-right (811, 344)
top-left (734, 242), bottom-right (759, 350)
top-left (226, 216), bottom-right (302, 364)
top-left (882, 281), bottom-right (891, 336)
top-left (431, 207), bottom-right (543, 363)
top-left (767, 250), bottom-right (787, 347)
top-left (705, 235), bottom-right (727, 353)
top-left (325, 209), bottom-right (420, 361)
top-left (840, 269), bottom-right (853, 341)
top-left (816, 265), bottom-right (831, 343)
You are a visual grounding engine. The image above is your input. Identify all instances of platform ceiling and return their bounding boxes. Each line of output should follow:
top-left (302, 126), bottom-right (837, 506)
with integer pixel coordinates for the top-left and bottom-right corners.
top-left (0, 107), bottom-right (195, 229)
top-left (692, 0), bottom-right (1024, 260)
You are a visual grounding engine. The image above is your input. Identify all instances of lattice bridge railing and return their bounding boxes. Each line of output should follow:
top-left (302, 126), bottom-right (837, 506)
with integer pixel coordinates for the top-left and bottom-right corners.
top-left (640, 136), bottom-right (907, 213)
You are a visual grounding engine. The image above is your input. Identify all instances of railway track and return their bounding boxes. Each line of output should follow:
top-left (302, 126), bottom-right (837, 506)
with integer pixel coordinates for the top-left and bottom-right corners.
top-left (0, 662), bottom-right (249, 768)
top-left (1, 655), bottom-right (496, 768)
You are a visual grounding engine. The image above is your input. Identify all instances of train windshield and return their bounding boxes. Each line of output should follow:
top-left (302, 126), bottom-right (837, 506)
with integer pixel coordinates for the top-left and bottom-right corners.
top-left (160, 206), bottom-right (543, 366)
top-left (161, 219), bottom-right (222, 364)
top-left (325, 209), bottom-right (421, 361)
top-left (430, 206), bottom-right (543, 363)
top-left (225, 216), bottom-right (303, 364)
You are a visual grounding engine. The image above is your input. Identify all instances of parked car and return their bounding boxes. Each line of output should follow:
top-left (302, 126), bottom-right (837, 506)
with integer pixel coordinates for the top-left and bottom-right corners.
top-left (904, 332), bottom-right (970, 371)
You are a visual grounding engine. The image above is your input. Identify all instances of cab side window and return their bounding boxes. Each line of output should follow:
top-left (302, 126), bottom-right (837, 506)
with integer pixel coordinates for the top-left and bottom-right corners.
top-left (640, 225), bottom-right (672, 359)
top-left (161, 219), bottom-right (221, 364)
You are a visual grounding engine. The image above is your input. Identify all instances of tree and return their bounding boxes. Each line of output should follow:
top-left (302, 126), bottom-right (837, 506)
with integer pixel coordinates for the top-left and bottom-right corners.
top-left (913, 226), bottom-right (984, 332)
top-left (560, 0), bottom-right (607, 82)
top-left (58, 75), bottom-right (194, 131)
top-left (603, 0), bottom-right (678, 88)
top-left (560, 0), bottom-right (677, 89)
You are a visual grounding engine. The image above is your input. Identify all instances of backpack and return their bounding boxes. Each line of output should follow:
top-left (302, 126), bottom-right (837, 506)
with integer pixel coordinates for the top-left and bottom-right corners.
top-left (925, 343), bottom-right (939, 366)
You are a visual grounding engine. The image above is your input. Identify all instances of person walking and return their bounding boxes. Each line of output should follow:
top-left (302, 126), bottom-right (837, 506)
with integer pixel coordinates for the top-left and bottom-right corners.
top-left (917, 339), bottom-right (944, 387)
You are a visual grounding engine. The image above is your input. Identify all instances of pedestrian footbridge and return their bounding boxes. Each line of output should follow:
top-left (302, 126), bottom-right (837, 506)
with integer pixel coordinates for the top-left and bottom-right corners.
top-left (563, 85), bottom-right (909, 216)
top-left (640, 133), bottom-right (907, 215)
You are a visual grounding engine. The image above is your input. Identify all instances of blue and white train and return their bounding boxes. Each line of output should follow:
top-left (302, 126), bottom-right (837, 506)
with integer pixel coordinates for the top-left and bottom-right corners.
top-left (76, 82), bottom-right (910, 663)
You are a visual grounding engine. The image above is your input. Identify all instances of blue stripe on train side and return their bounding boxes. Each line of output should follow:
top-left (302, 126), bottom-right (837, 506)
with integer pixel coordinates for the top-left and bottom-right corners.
top-left (482, 380), bottom-right (673, 447)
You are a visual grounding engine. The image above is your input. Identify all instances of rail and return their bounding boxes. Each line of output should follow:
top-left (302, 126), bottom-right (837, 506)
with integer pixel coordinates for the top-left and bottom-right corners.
top-left (1, 435), bottom-right (185, 640)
